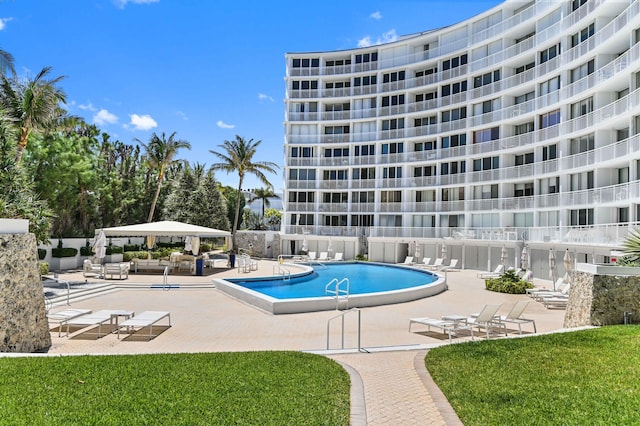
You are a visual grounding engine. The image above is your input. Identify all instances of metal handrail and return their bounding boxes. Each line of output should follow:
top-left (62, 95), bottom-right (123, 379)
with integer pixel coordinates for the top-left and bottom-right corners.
top-left (326, 308), bottom-right (366, 352)
top-left (46, 275), bottom-right (71, 306)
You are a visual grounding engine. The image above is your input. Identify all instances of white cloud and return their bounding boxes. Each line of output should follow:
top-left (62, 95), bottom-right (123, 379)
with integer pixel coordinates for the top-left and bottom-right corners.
top-left (78, 102), bottom-right (97, 112)
top-left (0, 18), bottom-right (12, 31)
top-left (128, 113), bottom-right (157, 130)
top-left (93, 109), bottom-right (118, 126)
top-left (370, 11), bottom-right (382, 20)
top-left (216, 120), bottom-right (235, 129)
top-left (357, 29), bottom-right (398, 48)
top-left (113, 0), bottom-right (159, 9)
top-left (258, 93), bottom-right (274, 102)
top-left (176, 111), bottom-right (188, 121)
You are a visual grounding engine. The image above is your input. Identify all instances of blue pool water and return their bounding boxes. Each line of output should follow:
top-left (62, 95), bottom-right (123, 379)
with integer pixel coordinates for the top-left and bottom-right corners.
top-left (227, 262), bottom-right (437, 299)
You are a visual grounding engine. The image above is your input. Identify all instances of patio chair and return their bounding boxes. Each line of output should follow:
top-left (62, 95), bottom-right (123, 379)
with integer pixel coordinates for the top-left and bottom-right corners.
top-left (466, 304), bottom-right (507, 339)
top-left (409, 317), bottom-right (474, 342)
top-left (439, 258), bottom-right (459, 271)
top-left (83, 259), bottom-right (103, 278)
top-left (332, 252), bottom-right (343, 261)
top-left (318, 252), bottom-right (329, 261)
top-left (307, 251), bottom-right (317, 261)
top-left (426, 258), bottom-right (444, 270)
top-left (477, 264), bottom-right (505, 279)
top-left (63, 309), bottom-right (133, 338)
top-left (47, 308), bottom-right (92, 337)
top-left (530, 283), bottom-right (570, 301)
top-left (499, 300), bottom-right (536, 334)
top-left (117, 310), bottom-right (171, 340)
top-left (542, 296), bottom-right (569, 309)
top-left (526, 280), bottom-right (567, 298)
top-left (399, 256), bottom-right (414, 265)
top-left (416, 257), bottom-right (432, 268)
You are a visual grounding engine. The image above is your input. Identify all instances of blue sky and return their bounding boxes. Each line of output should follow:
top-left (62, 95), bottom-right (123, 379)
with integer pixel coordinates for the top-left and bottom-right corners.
top-left (1, 0), bottom-right (502, 190)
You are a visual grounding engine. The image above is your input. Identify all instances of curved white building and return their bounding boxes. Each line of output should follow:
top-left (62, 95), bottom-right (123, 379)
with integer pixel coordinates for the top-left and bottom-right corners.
top-left (283, 0), bottom-right (640, 271)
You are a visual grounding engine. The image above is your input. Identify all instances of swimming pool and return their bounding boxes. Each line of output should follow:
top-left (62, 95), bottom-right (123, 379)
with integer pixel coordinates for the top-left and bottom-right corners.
top-left (214, 261), bottom-right (446, 314)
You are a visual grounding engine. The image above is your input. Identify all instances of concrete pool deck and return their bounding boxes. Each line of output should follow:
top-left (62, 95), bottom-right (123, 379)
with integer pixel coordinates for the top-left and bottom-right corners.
top-left (44, 259), bottom-right (567, 425)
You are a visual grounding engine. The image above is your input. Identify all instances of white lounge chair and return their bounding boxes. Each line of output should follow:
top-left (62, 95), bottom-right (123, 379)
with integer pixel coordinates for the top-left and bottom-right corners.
top-left (542, 296), bottom-right (569, 309)
top-left (399, 256), bottom-right (414, 265)
top-left (47, 308), bottom-right (92, 337)
top-left (477, 264), bottom-right (505, 279)
top-left (499, 300), bottom-right (537, 334)
top-left (439, 258), bottom-right (459, 271)
top-left (526, 280), bottom-right (568, 298)
top-left (332, 252), bottom-right (343, 261)
top-left (416, 258), bottom-right (432, 268)
top-left (318, 252), bottom-right (329, 261)
top-left (63, 309), bottom-right (133, 338)
top-left (426, 258), bottom-right (444, 270)
top-left (466, 304), bottom-right (507, 339)
top-left (530, 283), bottom-right (570, 301)
top-left (409, 317), bottom-right (474, 342)
top-left (117, 311), bottom-right (171, 340)
top-left (307, 251), bottom-right (317, 261)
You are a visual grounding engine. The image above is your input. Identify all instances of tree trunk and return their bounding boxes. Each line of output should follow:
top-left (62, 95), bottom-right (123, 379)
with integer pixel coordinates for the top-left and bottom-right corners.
top-left (148, 170), bottom-right (164, 223)
top-left (232, 178), bottom-right (243, 250)
top-left (15, 127), bottom-right (30, 164)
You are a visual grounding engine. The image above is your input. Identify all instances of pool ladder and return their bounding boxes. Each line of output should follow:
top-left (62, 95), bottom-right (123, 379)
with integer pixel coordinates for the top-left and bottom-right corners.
top-left (326, 308), bottom-right (367, 352)
top-left (325, 278), bottom-right (349, 310)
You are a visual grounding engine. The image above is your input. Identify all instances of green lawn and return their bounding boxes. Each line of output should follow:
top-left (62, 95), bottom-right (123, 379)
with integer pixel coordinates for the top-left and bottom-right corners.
top-left (426, 326), bottom-right (640, 425)
top-left (0, 351), bottom-right (350, 425)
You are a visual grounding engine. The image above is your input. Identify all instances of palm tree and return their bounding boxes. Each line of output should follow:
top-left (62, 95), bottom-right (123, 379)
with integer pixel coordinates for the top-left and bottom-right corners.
top-left (249, 187), bottom-right (280, 218)
top-left (210, 135), bottom-right (279, 248)
top-left (0, 48), bottom-right (15, 76)
top-left (621, 229), bottom-right (640, 264)
top-left (0, 66), bottom-right (67, 163)
top-left (137, 131), bottom-right (191, 223)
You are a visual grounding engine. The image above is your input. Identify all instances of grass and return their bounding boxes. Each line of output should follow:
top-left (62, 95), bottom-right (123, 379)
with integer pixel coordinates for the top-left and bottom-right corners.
top-left (0, 351), bottom-right (350, 425)
top-left (426, 326), bottom-right (640, 425)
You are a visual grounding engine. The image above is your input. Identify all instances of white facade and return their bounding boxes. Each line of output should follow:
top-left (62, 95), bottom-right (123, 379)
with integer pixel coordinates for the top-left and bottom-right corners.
top-left (283, 0), bottom-right (640, 263)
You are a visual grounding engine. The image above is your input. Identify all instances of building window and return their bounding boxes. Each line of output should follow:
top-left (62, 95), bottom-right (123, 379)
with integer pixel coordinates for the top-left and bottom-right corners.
top-left (515, 62), bottom-right (535, 74)
top-left (441, 107), bottom-right (467, 123)
top-left (474, 184), bottom-right (498, 199)
top-left (570, 208), bottom-right (594, 226)
top-left (571, 23), bottom-right (595, 47)
top-left (515, 91), bottom-right (535, 104)
top-left (539, 44), bottom-right (560, 63)
top-left (381, 118), bottom-right (404, 131)
top-left (382, 94), bottom-right (405, 106)
top-left (322, 170), bottom-right (348, 180)
top-left (289, 191), bottom-right (314, 202)
top-left (351, 191), bottom-right (375, 203)
top-left (570, 171), bottom-right (594, 190)
top-left (570, 134), bottom-right (594, 154)
top-left (540, 110), bottom-right (560, 128)
top-left (291, 146), bottom-right (314, 157)
top-left (514, 182), bottom-right (534, 197)
top-left (351, 215), bottom-right (374, 226)
top-left (383, 167), bottom-right (402, 179)
top-left (323, 192), bottom-right (348, 203)
top-left (415, 91), bottom-right (437, 102)
top-left (539, 76), bottom-right (560, 95)
top-left (442, 54), bottom-right (468, 71)
top-left (354, 144), bottom-right (375, 156)
top-left (291, 80), bottom-right (318, 90)
top-left (289, 169), bottom-right (317, 180)
top-left (473, 69), bottom-right (501, 88)
top-left (355, 52), bottom-right (378, 63)
top-left (414, 140), bottom-right (437, 151)
top-left (381, 142), bottom-right (404, 154)
top-left (352, 167), bottom-right (375, 180)
top-left (571, 60), bottom-right (595, 82)
top-left (380, 191), bottom-right (402, 203)
top-left (572, 0), bottom-right (588, 12)
top-left (515, 152), bottom-right (534, 165)
top-left (473, 156), bottom-right (499, 171)
top-left (414, 165), bottom-right (436, 177)
top-left (441, 133), bottom-right (466, 148)
top-left (382, 70), bottom-right (406, 83)
top-left (473, 127), bottom-right (499, 143)
top-left (292, 58), bottom-right (320, 68)
top-left (353, 75), bottom-right (377, 86)
top-left (414, 116), bottom-right (436, 127)
top-left (323, 215), bottom-right (347, 227)
top-left (515, 122), bottom-right (534, 135)
top-left (325, 58), bottom-right (351, 67)
top-left (441, 161), bottom-right (466, 175)
top-left (441, 80), bottom-right (467, 96)
top-left (324, 147), bottom-right (349, 157)
top-left (542, 144), bottom-right (558, 160)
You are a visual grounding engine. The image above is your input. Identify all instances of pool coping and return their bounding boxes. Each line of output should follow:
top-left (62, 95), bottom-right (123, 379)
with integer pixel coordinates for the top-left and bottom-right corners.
top-left (213, 261), bottom-right (447, 314)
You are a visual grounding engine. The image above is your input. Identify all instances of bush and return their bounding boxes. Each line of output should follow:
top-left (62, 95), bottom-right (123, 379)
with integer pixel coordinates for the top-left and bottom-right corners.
top-left (39, 262), bottom-right (48, 275)
top-left (355, 254), bottom-right (368, 261)
top-left (200, 243), bottom-right (212, 253)
top-left (124, 251), bottom-right (149, 261)
top-left (37, 249), bottom-right (46, 260)
top-left (51, 247), bottom-right (78, 258)
top-left (124, 244), bottom-right (140, 252)
top-left (485, 269), bottom-right (533, 294)
top-left (80, 245), bottom-right (94, 256)
top-left (106, 246), bottom-right (123, 255)
top-left (157, 242), bottom-right (184, 249)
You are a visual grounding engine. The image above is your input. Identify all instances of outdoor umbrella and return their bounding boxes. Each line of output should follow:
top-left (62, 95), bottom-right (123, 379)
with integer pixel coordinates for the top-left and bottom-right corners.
top-left (146, 235), bottom-right (156, 259)
top-left (549, 249), bottom-right (558, 290)
top-left (441, 243), bottom-right (448, 263)
top-left (327, 238), bottom-right (333, 256)
top-left (501, 246), bottom-right (508, 267)
top-left (521, 246), bottom-right (529, 270)
top-left (302, 237), bottom-right (308, 253)
top-left (563, 249), bottom-right (574, 284)
top-left (190, 237), bottom-right (200, 255)
top-left (92, 230), bottom-right (107, 263)
top-left (185, 236), bottom-right (193, 253)
top-left (414, 241), bottom-right (421, 261)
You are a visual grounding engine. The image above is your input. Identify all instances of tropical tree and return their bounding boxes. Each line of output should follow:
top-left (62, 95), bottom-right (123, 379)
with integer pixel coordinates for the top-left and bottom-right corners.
top-left (136, 131), bottom-right (191, 223)
top-left (209, 135), bottom-right (279, 248)
top-left (264, 207), bottom-right (282, 231)
top-left (0, 48), bottom-right (15, 76)
top-left (621, 229), bottom-right (640, 265)
top-left (249, 187), bottom-right (280, 219)
top-left (0, 66), bottom-right (67, 163)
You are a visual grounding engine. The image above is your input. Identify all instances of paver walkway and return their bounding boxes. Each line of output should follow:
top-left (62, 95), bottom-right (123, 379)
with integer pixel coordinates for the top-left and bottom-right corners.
top-left (37, 261), bottom-right (565, 424)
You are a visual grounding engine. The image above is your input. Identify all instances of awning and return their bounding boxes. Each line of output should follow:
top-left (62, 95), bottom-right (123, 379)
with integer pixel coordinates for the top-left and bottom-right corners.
top-left (99, 221), bottom-right (231, 238)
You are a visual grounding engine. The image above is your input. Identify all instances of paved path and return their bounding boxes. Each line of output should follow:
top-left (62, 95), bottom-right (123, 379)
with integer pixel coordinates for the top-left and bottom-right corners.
top-left (39, 261), bottom-right (565, 425)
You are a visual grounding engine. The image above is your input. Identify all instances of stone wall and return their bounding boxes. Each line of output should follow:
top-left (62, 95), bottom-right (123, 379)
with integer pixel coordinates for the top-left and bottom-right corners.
top-left (235, 231), bottom-right (280, 259)
top-left (0, 234), bottom-right (51, 352)
top-left (564, 270), bottom-right (640, 328)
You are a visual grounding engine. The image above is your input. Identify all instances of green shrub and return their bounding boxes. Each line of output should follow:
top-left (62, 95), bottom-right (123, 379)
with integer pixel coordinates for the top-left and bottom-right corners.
top-left (37, 249), bottom-right (46, 260)
top-left (80, 244), bottom-right (94, 256)
top-left (157, 242), bottom-right (184, 249)
top-left (51, 247), bottom-right (78, 258)
top-left (106, 245), bottom-right (123, 255)
top-left (200, 243), bottom-right (212, 253)
top-left (39, 262), bottom-right (48, 275)
top-left (485, 269), bottom-right (533, 294)
top-left (355, 254), bottom-right (368, 261)
top-left (124, 251), bottom-right (149, 261)
top-left (124, 244), bottom-right (140, 252)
